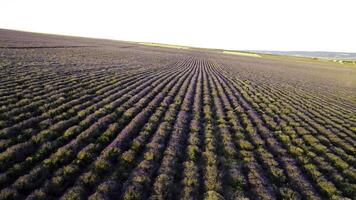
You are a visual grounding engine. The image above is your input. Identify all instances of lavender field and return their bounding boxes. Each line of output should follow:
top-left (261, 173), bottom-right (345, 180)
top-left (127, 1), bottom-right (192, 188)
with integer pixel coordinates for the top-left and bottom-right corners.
top-left (0, 29), bottom-right (355, 200)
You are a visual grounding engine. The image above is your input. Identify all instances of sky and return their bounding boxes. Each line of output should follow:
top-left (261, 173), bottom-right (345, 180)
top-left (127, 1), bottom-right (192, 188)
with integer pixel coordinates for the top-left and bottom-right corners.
top-left (1, 0), bottom-right (356, 52)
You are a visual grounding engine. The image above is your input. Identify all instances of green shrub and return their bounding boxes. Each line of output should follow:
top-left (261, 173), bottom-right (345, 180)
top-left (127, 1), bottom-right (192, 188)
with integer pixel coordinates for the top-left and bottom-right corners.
top-left (204, 191), bottom-right (224, 200)
top-left (121, 150), bottom-right (136, 163)
top-left (238, 140), bottom-right (254, 151)
top-left (318, 180), bottom-right (337, 197)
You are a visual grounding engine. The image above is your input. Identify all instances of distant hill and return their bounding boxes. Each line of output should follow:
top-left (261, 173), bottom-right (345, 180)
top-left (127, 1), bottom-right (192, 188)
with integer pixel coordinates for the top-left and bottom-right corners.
top-left (249, 50), bottom-right (356, 60)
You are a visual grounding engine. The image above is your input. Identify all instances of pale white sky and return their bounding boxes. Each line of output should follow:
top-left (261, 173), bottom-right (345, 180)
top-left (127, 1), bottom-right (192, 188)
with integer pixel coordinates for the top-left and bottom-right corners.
top-left (1, 0), bottom-right (356, 52)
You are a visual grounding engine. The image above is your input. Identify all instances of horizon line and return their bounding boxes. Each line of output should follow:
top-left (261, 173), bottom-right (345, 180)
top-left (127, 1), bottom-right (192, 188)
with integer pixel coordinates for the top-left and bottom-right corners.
top-left (1, 27), bottom-right (356, 54)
